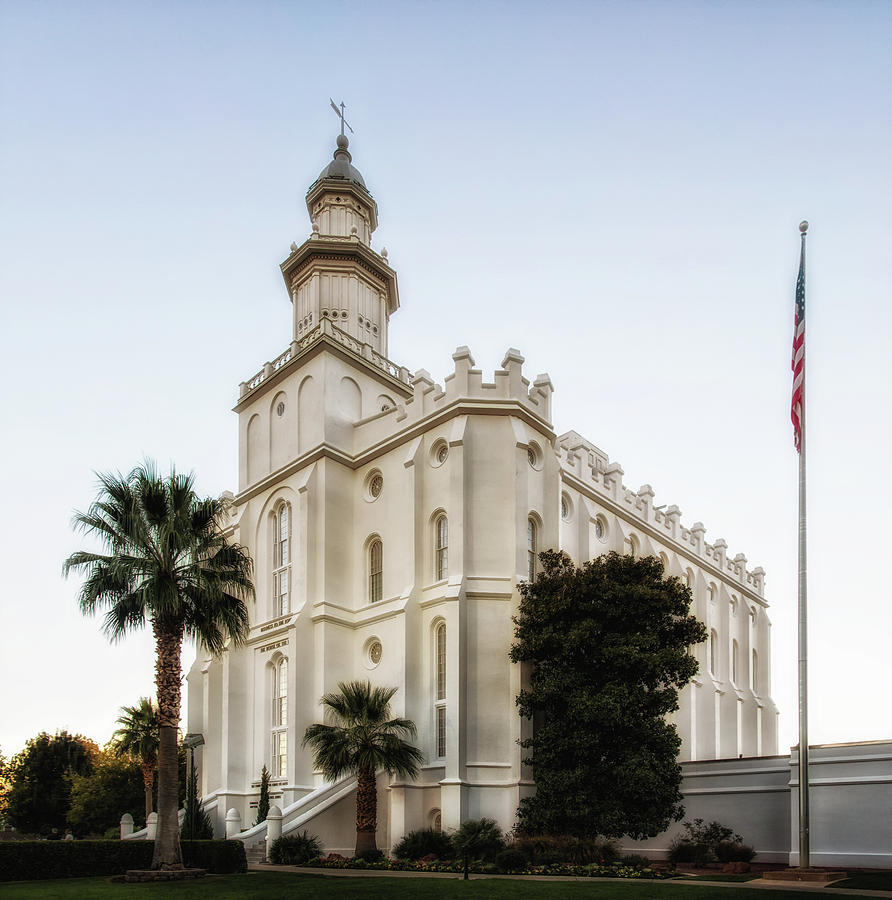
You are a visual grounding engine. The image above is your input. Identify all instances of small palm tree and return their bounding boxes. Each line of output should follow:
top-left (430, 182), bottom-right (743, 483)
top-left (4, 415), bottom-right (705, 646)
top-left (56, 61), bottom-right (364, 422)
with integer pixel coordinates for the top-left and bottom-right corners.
top-left (112, 697), bottom-right (160, 824)
top-left (303, 681), bottom-right (423, 855)
top-left (64, 462), bottom-right (254, 869)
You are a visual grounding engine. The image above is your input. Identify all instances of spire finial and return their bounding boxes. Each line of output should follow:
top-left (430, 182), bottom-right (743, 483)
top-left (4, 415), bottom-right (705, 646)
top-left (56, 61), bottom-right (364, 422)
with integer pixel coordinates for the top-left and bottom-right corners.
top-left (329, 98), bottom-right (354, 138)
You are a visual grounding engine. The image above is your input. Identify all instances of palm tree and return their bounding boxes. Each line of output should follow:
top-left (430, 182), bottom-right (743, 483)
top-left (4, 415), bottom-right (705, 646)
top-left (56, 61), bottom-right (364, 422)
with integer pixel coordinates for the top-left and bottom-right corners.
top-left (303, 681), bottom-right (423, 855)
top-left (64, 463), bottom-right (253, 870)
top-left (112, 697), bottom-right (160, 825)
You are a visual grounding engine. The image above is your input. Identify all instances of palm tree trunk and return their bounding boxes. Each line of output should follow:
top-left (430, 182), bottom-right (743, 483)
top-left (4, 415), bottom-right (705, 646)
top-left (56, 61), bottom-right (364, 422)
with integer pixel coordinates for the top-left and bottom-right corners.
top-left (141, 760), bottom-right (155, 824)
top-left (151, 619), bottom-right (184, 870)
top-left (354, 766), bottom-right (377, 854)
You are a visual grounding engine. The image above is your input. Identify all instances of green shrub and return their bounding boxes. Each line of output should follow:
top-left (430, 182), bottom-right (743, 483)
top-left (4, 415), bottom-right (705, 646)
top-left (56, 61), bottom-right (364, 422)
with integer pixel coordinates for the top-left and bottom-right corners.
top-left (392, 828), bottom-right (455, 860)
top-left (496, 847), bottom-right (528, 872)
top-left (509, 834), bottom-right (618, 865)
top-left (668, 819), bottom-right (751, 868)
top-left (715, 841), bottom-right (756, 863)
top-left (269, 830), bottom-right (322, 865)
top-left (621, 853), bottom-right (653, 868)
top-left (452, 818), bottom-right (505, 862)
top-left (354, 847), bottom-right (384, 862)
top-left (0, 839), bottom-right (245, 881)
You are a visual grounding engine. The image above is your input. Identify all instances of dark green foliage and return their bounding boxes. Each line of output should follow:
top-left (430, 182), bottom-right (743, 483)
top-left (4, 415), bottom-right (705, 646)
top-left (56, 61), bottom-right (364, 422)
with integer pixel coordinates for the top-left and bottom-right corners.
top-left (510, 550), bottom-right (707, 839)
top-left (67, 753), bottom-right (145, 837)
top-left (5, 732), bottom-right (97, 835)
top-left (180, 758), bottom-right (213, 840)
top-left (715, 842), bottom-right (756, 863)
top-left (392, 827), bottom-right (455, 860)
top-left (354, 847), bottom-right (384, 862)
top-left (495, 848), bottom-right (527, 872)
top-left (269, 830), bottom-right (322, 865)
top-left (621, 853), bottom-right (654, 868)
top-left (451, 818), bottom-right (505, 862)
top-left (255, 764), bottom-right (271, 825)
top-left (508, 834), bottom-right (619, 865)
top-left (0, 840), bottom-right (246, 881)
top-left (668, 819), bottom-right (752, 867)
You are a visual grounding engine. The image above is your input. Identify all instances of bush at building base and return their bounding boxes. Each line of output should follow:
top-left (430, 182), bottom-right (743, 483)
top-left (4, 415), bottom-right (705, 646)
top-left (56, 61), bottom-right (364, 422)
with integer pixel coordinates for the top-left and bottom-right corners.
top-left (0, 840), bottom-right (246, 881)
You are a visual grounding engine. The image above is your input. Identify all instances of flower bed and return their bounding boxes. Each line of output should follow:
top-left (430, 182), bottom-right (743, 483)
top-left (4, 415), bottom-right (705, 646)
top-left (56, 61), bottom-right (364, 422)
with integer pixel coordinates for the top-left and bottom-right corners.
top-left (303, 853), bottom-right (669, 879)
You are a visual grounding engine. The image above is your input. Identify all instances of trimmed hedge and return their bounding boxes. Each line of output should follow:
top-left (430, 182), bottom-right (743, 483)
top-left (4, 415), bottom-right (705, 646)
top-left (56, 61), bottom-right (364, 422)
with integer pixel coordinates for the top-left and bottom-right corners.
top-left (0, 840), bottom-right (247, 882)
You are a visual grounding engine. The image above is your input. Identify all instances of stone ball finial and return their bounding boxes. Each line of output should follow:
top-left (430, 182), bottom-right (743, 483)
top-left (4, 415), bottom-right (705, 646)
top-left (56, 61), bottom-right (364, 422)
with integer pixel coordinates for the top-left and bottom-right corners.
top-left (337, 134), bottom-right (349, 150)
top-left (799, 220), bottom-right (809, 234)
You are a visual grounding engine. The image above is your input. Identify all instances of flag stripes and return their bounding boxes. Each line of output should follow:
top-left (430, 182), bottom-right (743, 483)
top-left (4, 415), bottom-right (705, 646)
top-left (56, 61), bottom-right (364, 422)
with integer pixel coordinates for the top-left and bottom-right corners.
top-left (791, 236), bottom-right (806, 452)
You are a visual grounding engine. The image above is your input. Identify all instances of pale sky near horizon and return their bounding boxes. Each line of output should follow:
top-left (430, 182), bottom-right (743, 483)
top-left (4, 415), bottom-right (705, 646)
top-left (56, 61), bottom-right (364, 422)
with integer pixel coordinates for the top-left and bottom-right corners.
top-left (1, 1), bottom-right (890, 761)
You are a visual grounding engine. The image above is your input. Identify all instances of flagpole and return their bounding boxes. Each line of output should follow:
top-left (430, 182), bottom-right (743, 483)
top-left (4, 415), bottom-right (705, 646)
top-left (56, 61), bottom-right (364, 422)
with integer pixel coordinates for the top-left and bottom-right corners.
top-left (797, 220), bottom-right (810, 869)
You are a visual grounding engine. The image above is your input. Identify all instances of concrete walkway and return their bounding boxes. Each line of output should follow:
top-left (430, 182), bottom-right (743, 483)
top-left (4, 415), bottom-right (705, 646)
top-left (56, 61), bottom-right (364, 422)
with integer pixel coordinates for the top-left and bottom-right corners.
top-left (248, 863), bottom-right (892, 897)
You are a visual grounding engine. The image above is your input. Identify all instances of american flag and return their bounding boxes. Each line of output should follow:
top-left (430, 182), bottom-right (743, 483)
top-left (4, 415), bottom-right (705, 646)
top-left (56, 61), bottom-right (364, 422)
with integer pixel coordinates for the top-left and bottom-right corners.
top-left (791, 236), bottom-right (806, 452)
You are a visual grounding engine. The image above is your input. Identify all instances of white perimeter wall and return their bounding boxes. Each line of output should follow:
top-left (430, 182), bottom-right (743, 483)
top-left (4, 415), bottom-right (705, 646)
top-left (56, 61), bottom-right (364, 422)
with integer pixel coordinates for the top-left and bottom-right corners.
top-left (624, 741), bottom-right (892, 868)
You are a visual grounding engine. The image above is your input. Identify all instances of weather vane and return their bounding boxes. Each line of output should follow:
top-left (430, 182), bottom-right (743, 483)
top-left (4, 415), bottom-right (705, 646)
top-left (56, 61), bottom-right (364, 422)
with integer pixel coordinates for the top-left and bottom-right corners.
top-left (329, 99), bottom-right (354, 137)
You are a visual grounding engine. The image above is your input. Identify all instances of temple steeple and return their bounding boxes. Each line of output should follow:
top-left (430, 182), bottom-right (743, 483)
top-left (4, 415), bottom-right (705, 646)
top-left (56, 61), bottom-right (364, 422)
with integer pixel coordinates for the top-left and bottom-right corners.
top-left (281, 135), bottom-right (399, 356)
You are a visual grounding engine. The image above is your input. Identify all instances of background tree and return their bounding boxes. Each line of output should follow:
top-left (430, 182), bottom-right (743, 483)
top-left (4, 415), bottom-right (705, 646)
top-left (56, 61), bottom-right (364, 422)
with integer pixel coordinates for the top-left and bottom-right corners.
top-left (303, 681), bottom-right (423, 855)
top-left (0, 748), bottom-right (9, 828)
top-left (5, 732), bottom-right (97, 835)
top-left (255, 764), bottom-right (271, 825)
top-left (111, 698), bottom-right (159, 824)
top-left (510, 550), bottom-right (707, 839)
top-left (67, 748), bottom-right (145, 837)
top-left (180, 755), bottom-right (213, 841)
top-left (64, 463), bottom-right (254, 868)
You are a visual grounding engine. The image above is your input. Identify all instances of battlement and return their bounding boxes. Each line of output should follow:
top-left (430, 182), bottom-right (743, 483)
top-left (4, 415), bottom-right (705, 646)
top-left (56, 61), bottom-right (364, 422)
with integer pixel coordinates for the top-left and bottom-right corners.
top-left (352, 345), bottom-right (554, 448)
top-left (557, 431), bottom-right (766, 598)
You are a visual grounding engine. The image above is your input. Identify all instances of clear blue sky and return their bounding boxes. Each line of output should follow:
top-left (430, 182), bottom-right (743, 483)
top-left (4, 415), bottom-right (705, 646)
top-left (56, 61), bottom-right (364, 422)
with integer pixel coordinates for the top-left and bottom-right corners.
top-left (1, 1), bottom-right (889, 758)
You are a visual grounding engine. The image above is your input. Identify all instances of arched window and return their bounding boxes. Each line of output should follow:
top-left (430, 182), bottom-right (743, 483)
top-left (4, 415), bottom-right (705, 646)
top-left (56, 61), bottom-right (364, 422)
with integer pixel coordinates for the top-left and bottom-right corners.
top-left (732, 639), bottom-right (739, 685)
top-left (435, 622), bottom-right (446, 758)
top-left (751, 649), bottom-right (758, 693)
top-left (435, 515), bottom-right (448, 581)
top-left (368, 539), bottom-right (382, 604)
top-left (629, 534), bottom-right (639, 558)
top-left (430, 809), bottom-right (442, 832)
top-left (710, 630), bottom-right (718, 676)
top-left (527, 517), bottom-right (538, 581)
top-left (272, 657), bottom-right (288, 777)
top-left (273, 503), bottom-right (291, 616)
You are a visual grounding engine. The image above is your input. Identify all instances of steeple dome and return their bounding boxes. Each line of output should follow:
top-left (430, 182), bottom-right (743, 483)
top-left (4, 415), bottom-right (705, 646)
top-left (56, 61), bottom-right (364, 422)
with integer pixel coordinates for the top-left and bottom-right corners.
top-left (312, 134), bottom-right (367, 189)
top-left (304, 135), bottom-right (379, 241)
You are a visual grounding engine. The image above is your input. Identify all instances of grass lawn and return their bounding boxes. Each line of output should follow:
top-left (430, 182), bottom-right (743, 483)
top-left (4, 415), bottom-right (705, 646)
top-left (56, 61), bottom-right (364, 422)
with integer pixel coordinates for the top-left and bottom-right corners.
top-left (0, 871), bottom-right (882, 899)
top-left (836, 871), bottom-right (892, 890)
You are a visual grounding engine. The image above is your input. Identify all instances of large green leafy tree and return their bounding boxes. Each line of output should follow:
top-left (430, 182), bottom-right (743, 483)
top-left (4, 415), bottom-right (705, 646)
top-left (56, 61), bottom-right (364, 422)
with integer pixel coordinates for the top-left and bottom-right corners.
top-left (111, 698), bottom-right (160, 824)
top-left (64, 463), bottom-right (254, 869)
top-left (510, 550), bottom-right (707, 839)
top-left (303, 681), bottom-right (423, 855)
top-left (5, 732), bottom-right (97, 834)
top-left (67, 750), bottom-right (145, 837)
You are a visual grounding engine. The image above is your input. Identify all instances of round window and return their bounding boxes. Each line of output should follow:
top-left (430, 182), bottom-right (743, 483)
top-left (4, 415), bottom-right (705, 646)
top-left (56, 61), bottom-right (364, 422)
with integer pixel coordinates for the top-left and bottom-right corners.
top-left (594, 518), bottom-right (606, 541)
top-left (431, 440), bottom-right (449, 467)
top-left (276, 402), bottom-right (285, 417)
top-left (368, 640), bottom-right (382, 666)
top-left (370, 475), bottom-right (383, 499)
top-left (561, 493), bottom-right (571, 521)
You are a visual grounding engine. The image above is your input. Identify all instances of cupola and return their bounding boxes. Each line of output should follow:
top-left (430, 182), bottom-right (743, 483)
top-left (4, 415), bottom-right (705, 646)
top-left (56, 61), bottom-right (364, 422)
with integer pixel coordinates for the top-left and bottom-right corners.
top-left (281, 135), bottom-right (399, 357)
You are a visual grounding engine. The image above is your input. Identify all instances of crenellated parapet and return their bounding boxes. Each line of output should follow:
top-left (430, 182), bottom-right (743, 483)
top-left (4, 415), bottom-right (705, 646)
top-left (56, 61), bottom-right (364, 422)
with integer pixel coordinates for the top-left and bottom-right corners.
top-left (557, 431), bottom-right (766, 598)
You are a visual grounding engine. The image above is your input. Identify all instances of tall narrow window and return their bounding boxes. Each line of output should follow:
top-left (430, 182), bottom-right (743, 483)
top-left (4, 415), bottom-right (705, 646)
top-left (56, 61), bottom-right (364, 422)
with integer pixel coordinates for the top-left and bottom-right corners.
top-left (435, 515), bottom-right (448, 581)
top-left (435, 622), bottom-right (446, 758)
top-left (732, 639), bottom-right (739, 685)
top-left (527, 517), bottom-right (537, 581)
top-left (368, 539), bottom-right (382, 604)
top-left (710, 630), bottom-right (718, 676)
top-left (751, 649), bottom-right (758, 693)
top-left (272, 658), bottom-right (288, 777)
top-left (273, 504), bottom-right (291, 616)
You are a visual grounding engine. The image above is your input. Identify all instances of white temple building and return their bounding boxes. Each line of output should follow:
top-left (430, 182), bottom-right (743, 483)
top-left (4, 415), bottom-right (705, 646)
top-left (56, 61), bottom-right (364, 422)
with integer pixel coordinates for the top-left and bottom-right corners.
top-left (186, 133), bottom-right (779, 852)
